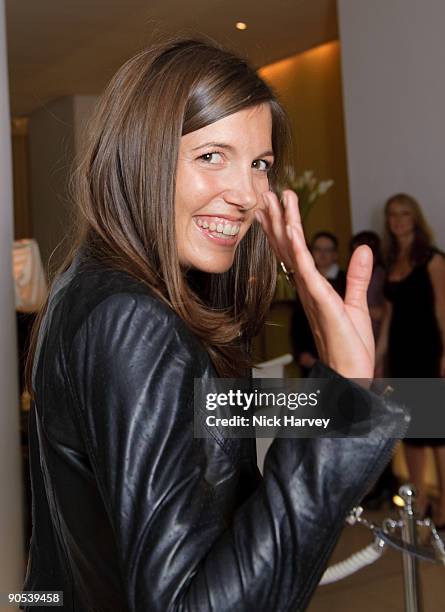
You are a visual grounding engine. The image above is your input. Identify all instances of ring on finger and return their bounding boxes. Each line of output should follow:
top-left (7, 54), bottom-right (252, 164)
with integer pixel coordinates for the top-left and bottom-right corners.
top-left (280, 261), bottom-right (295, 286)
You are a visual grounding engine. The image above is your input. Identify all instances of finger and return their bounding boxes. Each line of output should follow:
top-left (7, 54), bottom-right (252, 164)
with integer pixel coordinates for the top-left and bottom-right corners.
top-left (284, 209), bottom-right (317, 281)
top-left (264, 191), bottom-right (286, 241)
top-left (285, 223), bottom-right (331, 301)
top-left (281, 190), bottom-right (315, 270)
top-left (283, 189), bottom-right (304, 234)
top-left (344, 245), bottom-right (373, 310)
top-left (263, 191), bottom-right (293, 264)
top-left (254, 209), bottom-right (283, 262)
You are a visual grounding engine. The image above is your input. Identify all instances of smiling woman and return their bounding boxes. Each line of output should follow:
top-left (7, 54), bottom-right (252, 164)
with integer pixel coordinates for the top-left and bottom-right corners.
top-left (175, 105), bottom-right (273, 272)
top-left (45, 39), bottom-right (292, 379)
top-left (23, 37), bottom-right (409, 612)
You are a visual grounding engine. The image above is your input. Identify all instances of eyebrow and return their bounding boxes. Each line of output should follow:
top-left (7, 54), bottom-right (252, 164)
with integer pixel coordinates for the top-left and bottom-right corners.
top-left (191, 142), bottom-right (274, 158)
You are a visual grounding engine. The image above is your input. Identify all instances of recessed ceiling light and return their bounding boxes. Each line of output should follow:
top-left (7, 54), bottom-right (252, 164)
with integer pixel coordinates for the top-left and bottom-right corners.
top-left (235, 22), bottom-right (247, 31)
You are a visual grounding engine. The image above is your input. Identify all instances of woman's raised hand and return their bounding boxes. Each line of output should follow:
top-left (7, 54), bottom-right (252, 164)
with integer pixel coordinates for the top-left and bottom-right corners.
top-left (255, 189), bottom-right (375, 380)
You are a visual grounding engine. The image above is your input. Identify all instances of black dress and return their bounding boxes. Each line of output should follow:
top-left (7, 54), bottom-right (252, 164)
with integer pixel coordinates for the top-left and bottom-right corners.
top-left (384, 248), bottom-right (444, 446)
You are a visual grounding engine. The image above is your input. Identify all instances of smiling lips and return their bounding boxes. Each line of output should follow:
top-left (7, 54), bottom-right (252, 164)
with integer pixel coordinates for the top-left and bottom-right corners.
top-left (193, 215), bottom-right (241, 242)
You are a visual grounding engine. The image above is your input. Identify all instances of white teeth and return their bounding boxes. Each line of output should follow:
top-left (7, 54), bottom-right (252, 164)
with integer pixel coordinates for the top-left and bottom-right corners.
top-left (195, 217), bottom-right (241, 237)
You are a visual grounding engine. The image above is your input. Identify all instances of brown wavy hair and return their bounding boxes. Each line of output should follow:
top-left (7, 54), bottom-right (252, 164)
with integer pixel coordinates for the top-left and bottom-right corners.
top-left (26, 37), bottom-right (293, 386)
top-left (383, 193), bottom-right (434, 269)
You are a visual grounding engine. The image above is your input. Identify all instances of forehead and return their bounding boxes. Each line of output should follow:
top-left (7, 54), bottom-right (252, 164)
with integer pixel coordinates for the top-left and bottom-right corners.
top-left (181, 103), bottom-right (273, 149)
top-left (313, 236), bottom-right (336, 248)
top-left (388, 201), bottom-right (412, 213)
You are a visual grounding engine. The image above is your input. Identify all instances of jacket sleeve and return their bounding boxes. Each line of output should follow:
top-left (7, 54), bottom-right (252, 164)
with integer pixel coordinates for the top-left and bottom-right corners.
top-left (67, 293), bottom-right (408, 612)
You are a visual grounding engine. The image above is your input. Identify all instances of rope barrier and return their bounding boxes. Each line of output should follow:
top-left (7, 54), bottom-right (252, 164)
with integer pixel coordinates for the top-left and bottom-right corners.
top-left (319, 501), bottom-right (445, 587)
top-left (320, 539), bottom-right (385, 585)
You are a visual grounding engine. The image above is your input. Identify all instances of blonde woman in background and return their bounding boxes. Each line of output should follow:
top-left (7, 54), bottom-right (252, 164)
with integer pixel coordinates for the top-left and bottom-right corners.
top-left (376, 193), bottom-right (445, 526)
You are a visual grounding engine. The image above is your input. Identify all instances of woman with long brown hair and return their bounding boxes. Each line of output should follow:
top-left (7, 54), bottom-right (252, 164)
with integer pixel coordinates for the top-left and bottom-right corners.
top-left (376, 193), bottom-right (445, 526)
top-left (23, 38), bottom-right (407, 611)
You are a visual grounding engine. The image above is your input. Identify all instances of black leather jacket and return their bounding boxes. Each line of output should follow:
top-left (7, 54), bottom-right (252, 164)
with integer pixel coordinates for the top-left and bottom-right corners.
top-left (23, 253), bottom-right (409, 611)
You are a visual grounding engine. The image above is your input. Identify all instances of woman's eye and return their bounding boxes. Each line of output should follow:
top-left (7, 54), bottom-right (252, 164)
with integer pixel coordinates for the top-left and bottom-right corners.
top-left (199, 152), bottom-right (223, 164)
top-left (252, 159), bottom-right (271, 172)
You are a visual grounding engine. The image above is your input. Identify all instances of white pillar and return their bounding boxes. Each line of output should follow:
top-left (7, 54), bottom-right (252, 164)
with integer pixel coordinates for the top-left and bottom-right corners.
top-left (338, 0), bottom-right (445, 246)
top-left (0, 0), bottom-right (24, 603)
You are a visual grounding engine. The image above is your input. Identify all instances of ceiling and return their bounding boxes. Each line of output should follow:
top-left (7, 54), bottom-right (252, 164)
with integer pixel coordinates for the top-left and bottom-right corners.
top-left (6, 0), bottom-right (337, 117)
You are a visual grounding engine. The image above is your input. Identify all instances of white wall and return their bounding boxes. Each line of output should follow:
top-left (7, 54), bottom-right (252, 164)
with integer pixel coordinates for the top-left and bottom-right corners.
top-left (338, 0), bottom-right (445, 248)
top-left (0, 0), bottom-right (24, 602)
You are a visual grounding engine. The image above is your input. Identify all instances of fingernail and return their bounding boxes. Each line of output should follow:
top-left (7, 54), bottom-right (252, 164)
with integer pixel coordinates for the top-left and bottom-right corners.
top-left (262, 192), bottom-right (270, 209)
top-left (358, 245), bottom-right (370, 266)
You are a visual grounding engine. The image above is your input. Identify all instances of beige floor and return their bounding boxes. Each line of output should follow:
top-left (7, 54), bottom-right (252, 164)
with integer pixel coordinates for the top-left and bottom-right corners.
top-left (308, 508), bottom-right (445, 612)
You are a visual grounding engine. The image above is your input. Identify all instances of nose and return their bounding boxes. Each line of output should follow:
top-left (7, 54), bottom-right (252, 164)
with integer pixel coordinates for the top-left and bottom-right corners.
top-left (222, 167), bottom-right (258, 211)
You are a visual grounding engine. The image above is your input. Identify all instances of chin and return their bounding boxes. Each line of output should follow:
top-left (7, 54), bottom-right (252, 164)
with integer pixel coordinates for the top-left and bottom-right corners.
top-left (183, 250), bottom-right (235, 274)
top-left (194, 258), bottom-right (235, 274)
top-left (178, 235), bottom-right (241, 273)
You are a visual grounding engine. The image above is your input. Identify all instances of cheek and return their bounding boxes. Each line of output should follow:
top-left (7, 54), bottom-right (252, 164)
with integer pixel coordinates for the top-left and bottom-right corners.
top-left (189, 170), bottom-right (226, 201)
top-left (255, 174), bottom-right (270, 194)
top-left (175, 167), bottom-right (224, 219)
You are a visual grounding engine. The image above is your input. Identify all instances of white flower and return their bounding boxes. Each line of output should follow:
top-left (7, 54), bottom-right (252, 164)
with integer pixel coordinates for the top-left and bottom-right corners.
top-left (303, 170), bottom-right (314, 183)
top-left (289, 171), bottom-right (333, 217)
top-left (318, 179), bottom-right (334, 195)
top-left (308, 192), bottom-right (318, 203)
